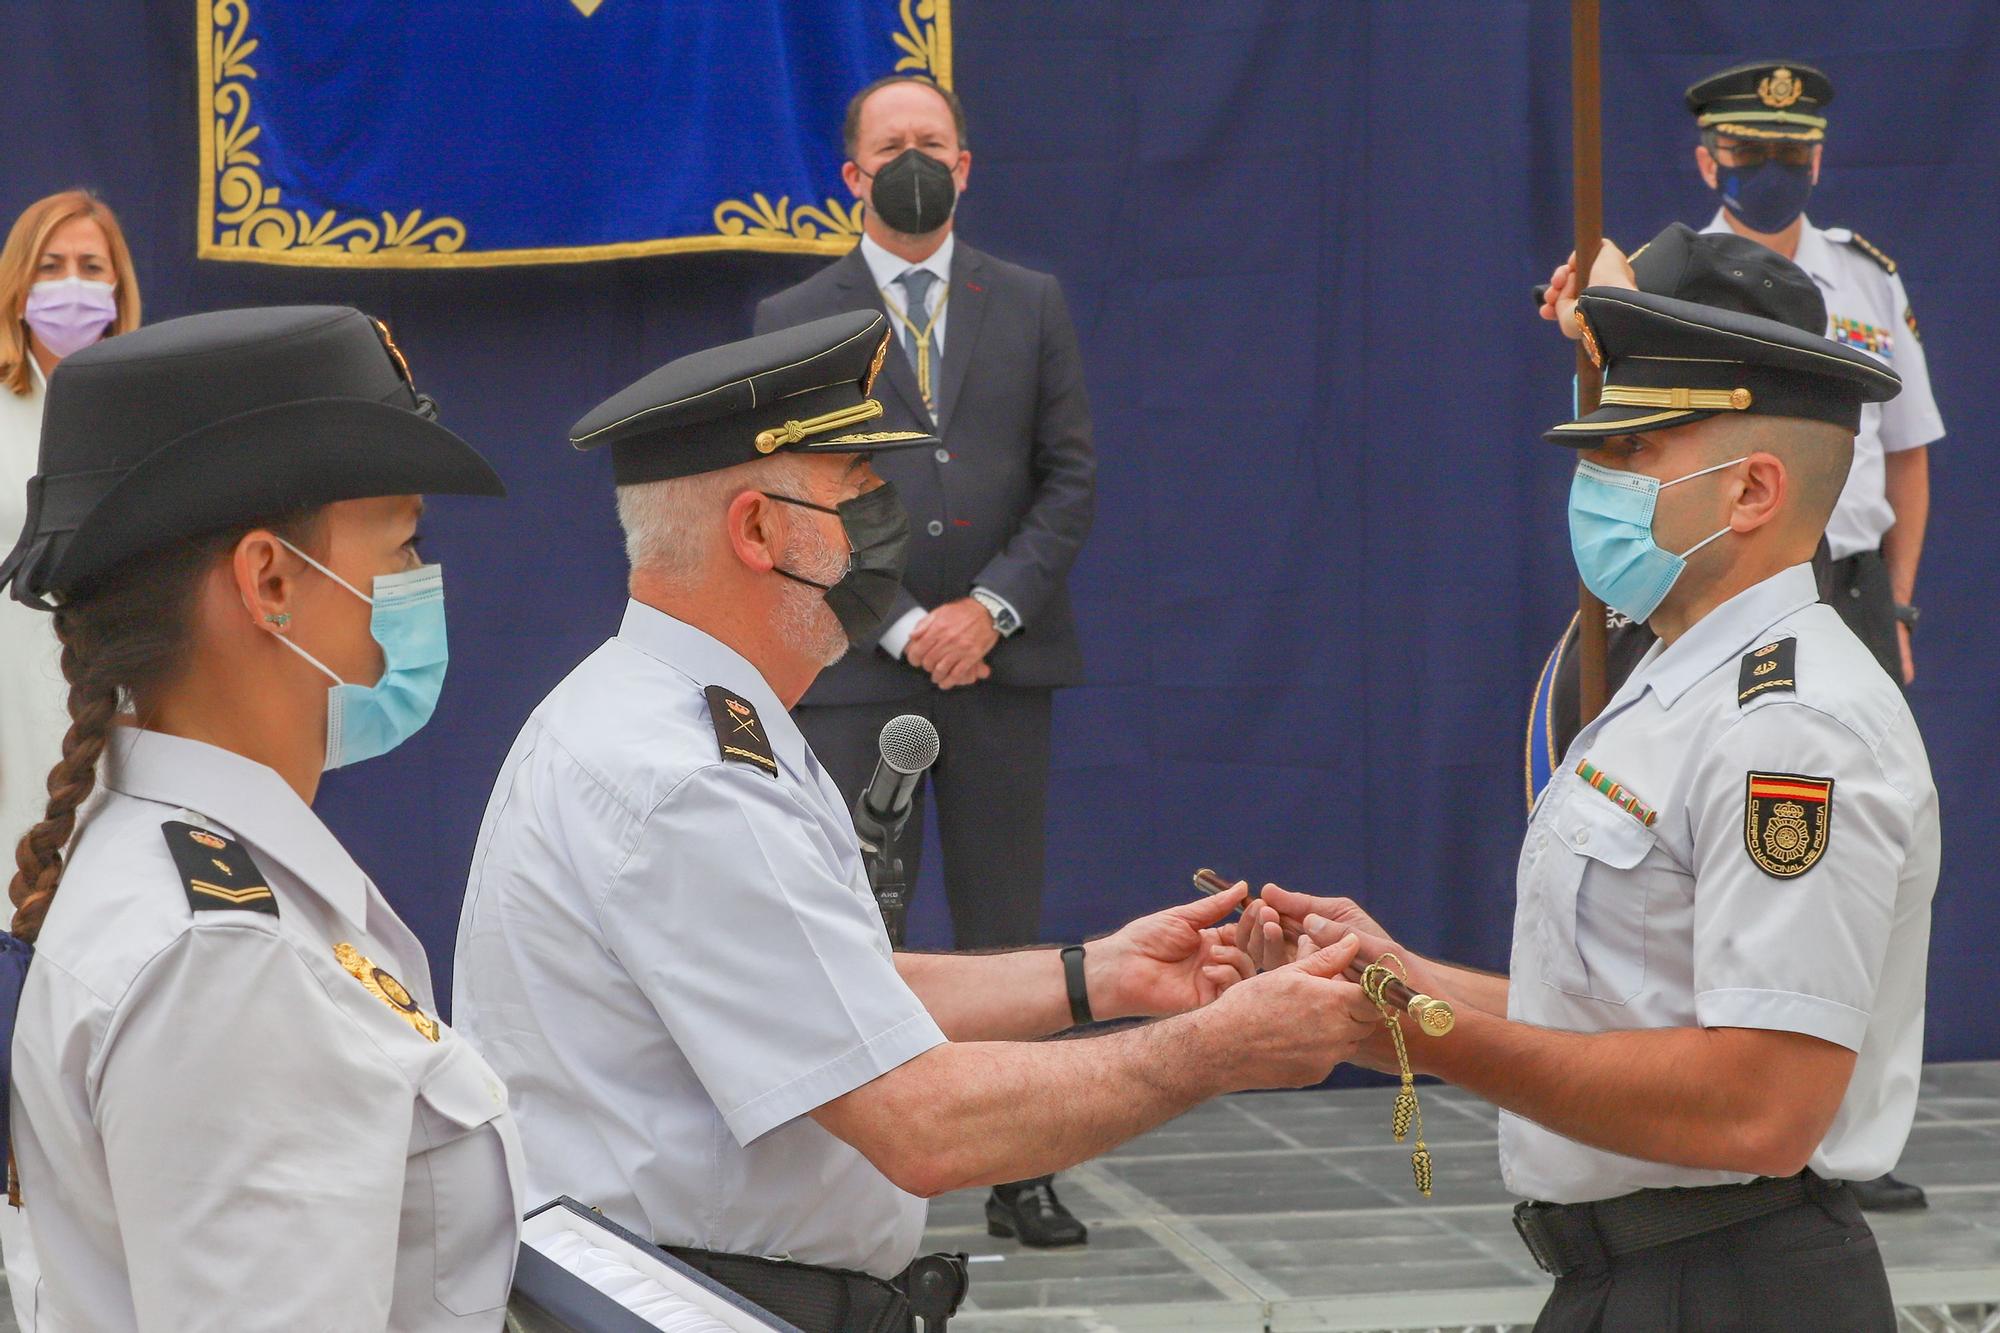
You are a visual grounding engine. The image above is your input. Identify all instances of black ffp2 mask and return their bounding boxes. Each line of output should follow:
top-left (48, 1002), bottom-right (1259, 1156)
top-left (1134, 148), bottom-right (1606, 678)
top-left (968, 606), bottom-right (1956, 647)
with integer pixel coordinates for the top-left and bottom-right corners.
top-left (766, 483), bottom-right (911, 645)
top-left (864, 149), bottom-right (958, 236)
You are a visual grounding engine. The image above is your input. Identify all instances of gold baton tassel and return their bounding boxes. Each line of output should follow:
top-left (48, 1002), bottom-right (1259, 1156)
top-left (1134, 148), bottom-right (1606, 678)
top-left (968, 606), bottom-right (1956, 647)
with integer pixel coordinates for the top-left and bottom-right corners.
top-left (1361, 953), bottom-right (1434, 1198)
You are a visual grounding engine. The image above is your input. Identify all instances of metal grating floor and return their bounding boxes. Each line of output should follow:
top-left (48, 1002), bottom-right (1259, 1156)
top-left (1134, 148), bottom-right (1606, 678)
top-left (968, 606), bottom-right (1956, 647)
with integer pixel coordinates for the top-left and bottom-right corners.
top-left (922, 1061), bottom-right (2000, 1332)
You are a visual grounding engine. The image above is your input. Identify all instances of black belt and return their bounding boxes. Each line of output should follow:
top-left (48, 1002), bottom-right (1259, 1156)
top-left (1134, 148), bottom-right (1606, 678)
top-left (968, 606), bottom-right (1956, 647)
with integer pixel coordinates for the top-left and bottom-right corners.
top-left (1513, 1172), bottom-right (1836, 1278)
top-left (662, 1244), bottom-right (968, 1333)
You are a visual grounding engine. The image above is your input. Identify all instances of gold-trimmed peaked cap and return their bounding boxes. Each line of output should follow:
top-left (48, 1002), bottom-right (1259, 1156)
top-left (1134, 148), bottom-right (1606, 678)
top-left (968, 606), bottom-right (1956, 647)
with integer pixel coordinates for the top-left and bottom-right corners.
top-left (1547, 224), bottom-right (1900, 444)
top-left (570, 310), bottom-right (938, 484)
top-left (1686, 60), bottom-right (1833, 142)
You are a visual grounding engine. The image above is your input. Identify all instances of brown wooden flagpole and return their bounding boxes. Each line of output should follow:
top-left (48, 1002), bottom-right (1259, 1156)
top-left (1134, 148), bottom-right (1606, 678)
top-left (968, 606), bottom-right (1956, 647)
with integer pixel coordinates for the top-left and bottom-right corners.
top-left (1572, 0), bottom-right (1609, 725)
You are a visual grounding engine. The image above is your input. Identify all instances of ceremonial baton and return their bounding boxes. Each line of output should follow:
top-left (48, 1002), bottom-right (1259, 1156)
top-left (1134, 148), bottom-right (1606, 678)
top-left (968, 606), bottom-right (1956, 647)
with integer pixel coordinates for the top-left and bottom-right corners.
top-left (1192, 868), bottom-right (1455, 1036)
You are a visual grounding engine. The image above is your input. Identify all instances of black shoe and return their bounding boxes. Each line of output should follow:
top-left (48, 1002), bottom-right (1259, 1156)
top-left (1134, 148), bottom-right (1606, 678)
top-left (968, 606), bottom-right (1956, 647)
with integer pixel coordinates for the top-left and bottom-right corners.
top-left (985, 1175), bottom-right (1089, 1248)
top-left (1849, 1172), bottom-right (1928, 1212)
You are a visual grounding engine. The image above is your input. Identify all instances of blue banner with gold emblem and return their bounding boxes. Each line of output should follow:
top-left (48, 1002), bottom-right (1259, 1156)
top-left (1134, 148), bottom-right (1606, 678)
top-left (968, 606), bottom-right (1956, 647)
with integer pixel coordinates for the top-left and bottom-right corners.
top-left (197, 0), bottom-right (952, 267)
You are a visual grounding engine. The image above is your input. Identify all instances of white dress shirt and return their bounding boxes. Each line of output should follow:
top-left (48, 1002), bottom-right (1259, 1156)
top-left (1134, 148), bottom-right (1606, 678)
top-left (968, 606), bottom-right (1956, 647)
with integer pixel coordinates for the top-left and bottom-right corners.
top-left (10, 727), bottom-right (523, 1331)
top-left (0, 362), bottom-right (69, 864)
top-left (1502, 564), bottom-right (1939, 1203)
top-left (454, 601), bottom-right (946, 1280)
top-left (856, 232), bottom-right (1022, 656)
top-left (860, 230), bottom-right (954, 355)
top-left (1700, 212), bottom-right (1946, 559)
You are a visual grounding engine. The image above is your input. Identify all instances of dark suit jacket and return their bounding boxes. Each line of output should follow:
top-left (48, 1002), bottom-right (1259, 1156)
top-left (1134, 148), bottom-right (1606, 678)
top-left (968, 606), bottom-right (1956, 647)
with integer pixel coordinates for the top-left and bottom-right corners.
top-left (754, 240), bottom-right (1095, 706)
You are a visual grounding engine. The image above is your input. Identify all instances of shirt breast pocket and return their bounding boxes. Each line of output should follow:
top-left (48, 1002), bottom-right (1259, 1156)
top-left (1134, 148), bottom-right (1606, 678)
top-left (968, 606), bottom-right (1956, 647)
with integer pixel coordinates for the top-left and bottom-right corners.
top-left (1538, 790), bottom-right (1659, 1004)
top-left (413, 1038), bottom-right (523, 1315)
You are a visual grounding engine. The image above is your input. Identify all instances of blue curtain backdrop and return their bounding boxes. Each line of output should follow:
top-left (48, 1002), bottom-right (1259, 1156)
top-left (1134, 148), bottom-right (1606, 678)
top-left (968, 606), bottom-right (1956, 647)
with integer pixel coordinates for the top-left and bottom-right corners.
top-left (6, 3), bottom-right (1995, 1066)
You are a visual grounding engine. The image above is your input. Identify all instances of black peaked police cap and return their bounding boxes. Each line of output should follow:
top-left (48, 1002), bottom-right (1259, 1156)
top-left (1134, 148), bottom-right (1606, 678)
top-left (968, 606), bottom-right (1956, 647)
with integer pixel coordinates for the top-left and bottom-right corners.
top-left (1546, 228), bottom-right (1900, 445)
top-left (1686, 61), bottom-right (1834, 142)
top-left (570, 310), bottom-right (938, 485)
top-left (3, 306), bottom-right (503, 608)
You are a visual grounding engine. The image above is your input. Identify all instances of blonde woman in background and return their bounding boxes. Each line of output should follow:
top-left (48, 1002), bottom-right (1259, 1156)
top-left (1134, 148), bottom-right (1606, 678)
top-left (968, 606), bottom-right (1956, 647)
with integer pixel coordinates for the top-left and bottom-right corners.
top-left (0, 189), bottom-right (139, 1331)
top-left (2, 191), bottom-right (142, 852)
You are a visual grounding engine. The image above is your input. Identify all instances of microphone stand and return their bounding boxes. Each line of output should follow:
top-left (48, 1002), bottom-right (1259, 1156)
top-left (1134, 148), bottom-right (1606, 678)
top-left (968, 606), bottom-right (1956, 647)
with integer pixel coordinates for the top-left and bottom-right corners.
top-left (854, 800), bottom-right (914, 946)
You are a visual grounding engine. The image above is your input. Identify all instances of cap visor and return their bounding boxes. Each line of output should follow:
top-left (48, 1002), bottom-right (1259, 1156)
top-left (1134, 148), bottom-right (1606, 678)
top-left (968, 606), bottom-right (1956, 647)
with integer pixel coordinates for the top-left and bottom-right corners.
top-left (1544, 403), bottom-right (1715, 445)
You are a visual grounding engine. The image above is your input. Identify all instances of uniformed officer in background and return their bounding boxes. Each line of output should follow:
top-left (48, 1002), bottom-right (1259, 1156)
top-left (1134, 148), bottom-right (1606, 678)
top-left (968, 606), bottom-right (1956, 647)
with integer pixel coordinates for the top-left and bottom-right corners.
top-left (454, 310), bottom-right (1380, 1333)
top-left (1248, 242), bottom-right (1935, 1330)
top-left (0, 307), bottom-right (522, 1329)
top-left (1690, 61), bottom-right (1942, 694)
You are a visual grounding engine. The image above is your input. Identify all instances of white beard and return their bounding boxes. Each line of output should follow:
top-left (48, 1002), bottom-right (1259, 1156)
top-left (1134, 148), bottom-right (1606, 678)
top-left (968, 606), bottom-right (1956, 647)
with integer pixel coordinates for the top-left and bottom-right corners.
top-left (775, 518), bottom-right (851, 668)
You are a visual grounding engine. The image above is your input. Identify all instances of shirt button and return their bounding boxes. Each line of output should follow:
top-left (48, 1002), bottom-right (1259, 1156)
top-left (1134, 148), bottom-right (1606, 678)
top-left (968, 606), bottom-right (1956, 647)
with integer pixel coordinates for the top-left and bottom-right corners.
top-left (935, 448), bottom-right (951, 463)
top-left (926, 520), bottom-right (944, 537)
top-left (1574, 828), bottom-right (1591, 846)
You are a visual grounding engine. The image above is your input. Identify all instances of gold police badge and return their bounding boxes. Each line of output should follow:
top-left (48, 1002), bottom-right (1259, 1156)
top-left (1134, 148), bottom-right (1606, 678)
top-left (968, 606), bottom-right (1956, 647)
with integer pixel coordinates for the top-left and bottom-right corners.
top-left (1576, 308), bottom-right (1604, 370)
top-left (1744, 772), bottom-right (1833, 878)
top-left (1758, 68), bottom-right (1803, 109)
top-left (334, 942), bottom-right (441, 1041)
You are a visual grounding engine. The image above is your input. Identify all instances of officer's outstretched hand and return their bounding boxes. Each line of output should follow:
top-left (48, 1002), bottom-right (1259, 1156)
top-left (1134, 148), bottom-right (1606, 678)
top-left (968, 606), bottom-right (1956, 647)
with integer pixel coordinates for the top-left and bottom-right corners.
top-left (1089, 884), bottom-right (1257, 1020)
top-left (1237, 883), bottom-right (1397, 973)
top-left (1199, 933), bottom-right (1380, 1091)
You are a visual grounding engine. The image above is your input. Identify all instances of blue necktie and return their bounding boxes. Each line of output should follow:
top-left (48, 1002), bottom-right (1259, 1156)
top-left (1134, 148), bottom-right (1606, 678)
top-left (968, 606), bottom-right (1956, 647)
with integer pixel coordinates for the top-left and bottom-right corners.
top-left (894, 267), bottom-right (942, 413)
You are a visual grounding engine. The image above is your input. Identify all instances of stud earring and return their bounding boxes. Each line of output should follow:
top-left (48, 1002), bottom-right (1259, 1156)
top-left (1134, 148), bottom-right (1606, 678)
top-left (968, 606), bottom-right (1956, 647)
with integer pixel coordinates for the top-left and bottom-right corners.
top-left (265, 612), bottom-right (291, 628)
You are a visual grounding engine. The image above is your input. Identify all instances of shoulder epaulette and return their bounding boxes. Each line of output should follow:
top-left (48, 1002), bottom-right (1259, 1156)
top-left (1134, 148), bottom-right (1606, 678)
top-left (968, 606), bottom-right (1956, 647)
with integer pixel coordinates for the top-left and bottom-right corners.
top-left (704, 686), bottom-right (777, 776)
top-left (1842, 232), bottom-right (1897, 275)
top-left (1737, 637), bottom-right (1798, 706)
top-left (162, 821), bottom-right (277, 915)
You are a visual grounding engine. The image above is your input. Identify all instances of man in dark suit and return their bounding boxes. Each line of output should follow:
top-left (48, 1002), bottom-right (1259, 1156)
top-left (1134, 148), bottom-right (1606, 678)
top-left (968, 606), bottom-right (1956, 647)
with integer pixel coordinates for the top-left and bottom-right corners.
top-left (753, 74), bottom-right (1096, 1248)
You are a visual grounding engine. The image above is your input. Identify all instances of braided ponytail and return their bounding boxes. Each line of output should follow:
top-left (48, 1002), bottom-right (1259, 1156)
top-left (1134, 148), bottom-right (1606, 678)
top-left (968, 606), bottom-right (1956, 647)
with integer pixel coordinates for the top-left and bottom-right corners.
top-left (7, 510), bottom-right (323, 942)
top-left (9, 610), bottom-right (120, 941)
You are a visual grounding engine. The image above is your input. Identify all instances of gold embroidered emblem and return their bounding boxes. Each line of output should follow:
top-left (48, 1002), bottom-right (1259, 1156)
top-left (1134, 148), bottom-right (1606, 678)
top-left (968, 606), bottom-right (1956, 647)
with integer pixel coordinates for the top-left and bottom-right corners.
top-left (371, 318), bottom-right (415, 388)
top-left (861, 331), bottom-right (891, 396)
top-left (333, 942), bottom-right (440, 1041)
top-left (1576, 309), bottom-right (1604, 369)
top-left (211, 858), bottom-right (234, 876)
top-left (189, 830), bottom-right (227, 850)
top-left (1753, 660), bottom-right (1776, 677)
top-left (1758, 68), bottom-right (1803, 109)
top-left (1744, 772), bottom-right (1833, 878)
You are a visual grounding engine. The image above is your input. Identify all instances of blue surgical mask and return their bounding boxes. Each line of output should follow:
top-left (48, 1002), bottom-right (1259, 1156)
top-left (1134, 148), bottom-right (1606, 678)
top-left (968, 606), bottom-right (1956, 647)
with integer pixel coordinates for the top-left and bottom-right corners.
top-left (1716, 160), bottom-right (1813, 234)
top-left (1567, 456), bottom-right (1745, 623)
top-left (267, 538), bottom-right (449, 771)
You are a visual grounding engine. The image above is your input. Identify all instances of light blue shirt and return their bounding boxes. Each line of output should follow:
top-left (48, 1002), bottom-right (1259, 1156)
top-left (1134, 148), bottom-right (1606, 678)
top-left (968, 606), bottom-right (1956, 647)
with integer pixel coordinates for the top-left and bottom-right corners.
top-left (454, 601), bottom-right (945, 1278)
top-left (1503, 564), bottom-right (1939, 1202)
top-left (1699, 212), bottom-right (1945, 558)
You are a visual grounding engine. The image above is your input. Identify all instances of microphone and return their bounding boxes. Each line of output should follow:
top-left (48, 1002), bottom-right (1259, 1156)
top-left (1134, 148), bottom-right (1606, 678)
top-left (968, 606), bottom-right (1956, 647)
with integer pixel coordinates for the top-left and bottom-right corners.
top-left (860, 713), bottom-right (940, 827)
top-left (854, 714), bottom-right (938, 946)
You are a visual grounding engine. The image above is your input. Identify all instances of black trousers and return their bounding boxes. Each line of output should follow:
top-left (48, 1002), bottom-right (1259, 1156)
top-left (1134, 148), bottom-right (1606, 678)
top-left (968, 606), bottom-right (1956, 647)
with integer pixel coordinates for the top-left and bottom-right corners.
top-left (1533, 1185), bottom-right (1894, 1332)
top-left (795, 684), bottom-right (1053, 948)
top-left (1821, 549), bottom-right (1903, 686)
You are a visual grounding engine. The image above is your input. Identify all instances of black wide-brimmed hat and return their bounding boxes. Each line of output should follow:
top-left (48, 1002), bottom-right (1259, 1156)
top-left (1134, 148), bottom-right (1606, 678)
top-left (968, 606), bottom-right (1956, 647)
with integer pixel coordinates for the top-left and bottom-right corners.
top-left (572, 310), bottom-right (938, 484)
top-left (1687, 61), bottom-right (1833, 142)
top-left (3, 305), bottom-right (504, 608)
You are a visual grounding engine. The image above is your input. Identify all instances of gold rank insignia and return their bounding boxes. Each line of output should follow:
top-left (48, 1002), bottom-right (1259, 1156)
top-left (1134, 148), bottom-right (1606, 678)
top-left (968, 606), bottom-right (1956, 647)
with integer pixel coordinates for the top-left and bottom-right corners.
top-left (1744, 772), bottom-right (1834, 878)
top-left (704, 684), bottom-right (778, 774)
top-left (163, 820), bottom-right (278, 917)
top-left (334, 942), bottom-right (440, 1041)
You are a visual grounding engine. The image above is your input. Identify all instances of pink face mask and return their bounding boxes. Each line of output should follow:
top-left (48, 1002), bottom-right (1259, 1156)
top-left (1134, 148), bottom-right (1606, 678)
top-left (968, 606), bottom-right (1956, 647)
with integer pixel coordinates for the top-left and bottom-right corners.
top-left (24, 277), bottom-right (118, 360)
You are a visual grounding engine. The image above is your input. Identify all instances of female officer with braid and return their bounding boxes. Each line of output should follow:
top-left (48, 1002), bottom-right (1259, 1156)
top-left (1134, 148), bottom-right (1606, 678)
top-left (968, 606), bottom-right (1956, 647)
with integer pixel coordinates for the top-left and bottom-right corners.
top-left (0, 305), bottom-right (519, 1329)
